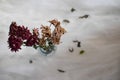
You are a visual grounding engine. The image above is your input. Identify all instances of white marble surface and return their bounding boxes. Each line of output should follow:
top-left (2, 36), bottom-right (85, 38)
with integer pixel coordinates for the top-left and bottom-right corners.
top-left (0, 0), bottom-right (120, 80)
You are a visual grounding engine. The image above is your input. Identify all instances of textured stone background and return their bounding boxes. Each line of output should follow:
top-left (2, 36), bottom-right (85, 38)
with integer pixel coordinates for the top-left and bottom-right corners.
top-left (0, 0), bottom-right (120, 80)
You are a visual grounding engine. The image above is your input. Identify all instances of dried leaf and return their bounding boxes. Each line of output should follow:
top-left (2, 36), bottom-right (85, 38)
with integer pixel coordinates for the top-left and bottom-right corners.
top-left (80, 50), bottom-right (85, 54)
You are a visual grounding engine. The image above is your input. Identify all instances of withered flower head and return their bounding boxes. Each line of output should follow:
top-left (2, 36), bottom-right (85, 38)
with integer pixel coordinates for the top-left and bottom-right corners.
top-left (49, 19), bottom-right (60, 27)
top-left (51, 20), bottom-right (66, 44)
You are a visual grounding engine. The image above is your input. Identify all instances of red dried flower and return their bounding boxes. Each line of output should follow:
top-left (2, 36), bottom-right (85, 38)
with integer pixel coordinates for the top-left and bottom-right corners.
top-left (9, 22), bottom-right (18, 35)
top-left (17, 26), bottom-right (32, 40)
top-left (25, 35), bottom-right (39, 46)
top-left (8, 35), bottom-right (23, 52)
top-left (9, 22), bottom-right (32, 40)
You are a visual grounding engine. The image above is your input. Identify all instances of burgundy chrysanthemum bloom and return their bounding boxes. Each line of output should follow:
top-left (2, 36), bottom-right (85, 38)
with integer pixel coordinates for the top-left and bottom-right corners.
top-left (9, 22), bottom-right (18, 35)
top-left (25, 35), bottom-right (39, 46)
top-left (8, 35), bottom-right (23, 52)
top-left (17, 26), bottom-right (32, 40)
top-left (9, 22), bottom-right (32, 40)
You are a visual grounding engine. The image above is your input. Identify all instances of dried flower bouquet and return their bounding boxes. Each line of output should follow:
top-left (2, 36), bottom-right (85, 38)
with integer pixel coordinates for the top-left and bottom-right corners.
top-left (8, 19), bottom-right (66, 52)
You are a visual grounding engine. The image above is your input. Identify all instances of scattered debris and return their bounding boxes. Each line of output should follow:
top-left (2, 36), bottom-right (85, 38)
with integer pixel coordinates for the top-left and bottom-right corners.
top-left (57, 69), bottom-right (66, 73)
top-left (29, 60), bottom-right (33, 64)
top-left (80, 50), bottom-right (85, 54)
top-left (79, 14), bottom-right (89, 19)
top-left (69, 48), bottom-right (74, 52)
top-left (63, 19), bottom-right (70, 23)
top-left (77, 42), bottom-right (81, 47)
top-left (71, 8), bottom-right (76, 12)
top-left (73, 40), bottom-right (81, 47)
